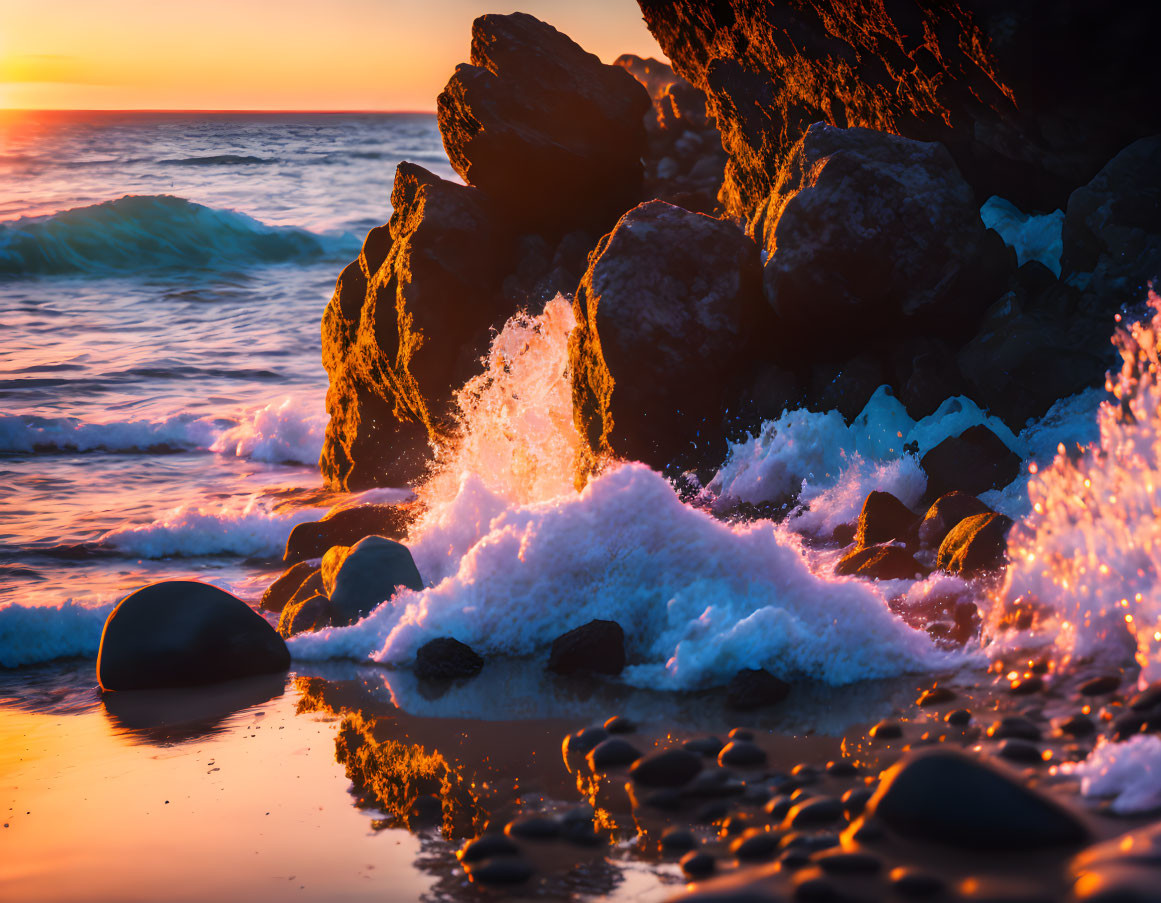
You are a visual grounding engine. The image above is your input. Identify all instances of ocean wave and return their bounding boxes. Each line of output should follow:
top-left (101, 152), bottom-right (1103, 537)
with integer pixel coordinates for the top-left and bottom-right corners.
top-left (160, 155), bottom-right (276, 166)
top-left (0, 600), bottom-right (113, 668)
top-left (0, 194), bottom-right (356, 276)
top-left (0, 397), bottom-right (325, 464)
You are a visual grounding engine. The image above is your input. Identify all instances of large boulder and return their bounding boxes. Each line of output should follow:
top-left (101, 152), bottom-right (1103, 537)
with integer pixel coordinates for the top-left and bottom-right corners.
top-left (547, 620), bottom-right (626, 676)
top-left (570, 200), bottom-right (766, 478)
top-left (921, 425), bottom-right (1021, 502)
top-left (259, 560), bottom-right (315, 613)
top-left (284, 504), bottom-right (412, 564)
top-left (757, 123), bottom-right (1012, 347)
top-left (323, 535), bottom-right (425, 627)
top-left (437, 12), bottom-right (650, 233)
top-left (937, 512), bottom-right (1014, 579)
top-left (97, 581), bottom-right (290, 691)
top-left (320, 162), bottom-right (515, 490)
top-left (638, 1), bottom-right (1161, 217)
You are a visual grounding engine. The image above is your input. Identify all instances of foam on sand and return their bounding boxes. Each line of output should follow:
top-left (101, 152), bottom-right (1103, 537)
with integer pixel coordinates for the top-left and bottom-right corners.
top-left (1064, 734), bottom-right (1161, 814)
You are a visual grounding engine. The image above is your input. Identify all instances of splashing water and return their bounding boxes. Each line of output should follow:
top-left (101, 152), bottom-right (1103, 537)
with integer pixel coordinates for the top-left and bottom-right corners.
top-left (999, 289), bottom-right (1161, 685)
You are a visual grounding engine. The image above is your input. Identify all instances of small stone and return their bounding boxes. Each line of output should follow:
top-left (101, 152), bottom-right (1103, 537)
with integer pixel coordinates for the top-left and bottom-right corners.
top-left (694, 800), bottom-right (732, 823)
top-left (631, 748), bottom-right (703, 787)
top-left (917, 686), bottom-right (956, 706)
top-left (414, 637), bottom-right (483, 681)
top-left (1058, 714), bottom-right (1096, 737)
top-left (604, 715), bottom-right (635, 733)
top-left (660, 826), bottom-right (698, 852)
top-left (789, 796), bottom-right (844, 828)
top-left (793, 870), bottom-right (840, 902)
top-left (548, 619), bottom-right (626, 675)
top-left (813, 849), bottom-right (882, 875)
top-left (459, 833), bottom-right (519, 863)
top-left (765, 794), bottom-right (792, 820)
top-left (563, 726), bottom-right (608, 757)
top-left (890, 866), bottom-right (945, 897)
top-left (996, 738), bottom-right (1044, 763)
top-left (791, 763), bottom-right (822, 784)
top-left (989, 716), bottom-right (1042, 741)
top-left (870, 720), bottom-right (903, 739)
top-left (826, 759), bottom-right (859, 777)
top-left (1079, 675), bottom-right (1121, 696)
top-left (719, 740), bottom-right (767, 767)
top-left (731, 828), bottom-right (781, 862)
top-left (946, 708), bottom-right (973, 726)
top-left (727, 668), bottom-right (791, 710)
top-left (466, 857), bottom-right (533, 885)
top-left (643, 789), bottom-right (683, 811)
top-left (720, 812), bottom-right (756, 836)
top-left (1009, 675), bottom-right (1045, 696)
top-left (842, 787), bottom-right (873, 817)
top-left (728, 727), bottom-right (755, 740)
top-left (680, 850), bottom-right (716, 879)
top-left (684, 736), bottom-right (724, 756)
top-left (504, 816), bottom-right (560, 840)
top-left (587, 737), bottom-right (642, 770)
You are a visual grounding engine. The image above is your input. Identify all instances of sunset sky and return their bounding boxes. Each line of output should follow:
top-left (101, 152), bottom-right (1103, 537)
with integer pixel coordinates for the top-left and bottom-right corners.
top-left (0, 1), bottom-right (665, 111)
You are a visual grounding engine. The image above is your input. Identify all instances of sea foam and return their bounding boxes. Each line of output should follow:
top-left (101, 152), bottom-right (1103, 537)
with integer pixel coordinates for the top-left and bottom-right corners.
top-left (0, 600), bottom-right (113, 668)
top-left (980, 195), bottom-right (1065, 276)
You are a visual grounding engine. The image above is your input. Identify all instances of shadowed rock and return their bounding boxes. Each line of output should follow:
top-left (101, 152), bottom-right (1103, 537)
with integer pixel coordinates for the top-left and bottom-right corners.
top-left (284, 504), bottom-right (412, 564)
top-left (548, 619), bottom-right (626, 675)
top-left (277, 592), bottom-right (333, 638)
top-left (437, 12), bottom-right (650, 233)
top-left (855, 491), bottom-right (918, 549)
top-left (260, 560), bottom-right (315, 612)
top-left (918, 491), bottom-right (993, 551)
top-left (921, 425), bottom-right (1021, 501)
top-left (726, 668), bottom-right (790, 711)
top-left (97, 581), bottom-right (289, 691)
top-left (323, 536), bottom-right (424, 627)
top-left (414, 638), bottom-right (484, 681)
top-left (836, 544), bottom-right (928, 581)
top-left (937, 511), bottom-right (1014, 579)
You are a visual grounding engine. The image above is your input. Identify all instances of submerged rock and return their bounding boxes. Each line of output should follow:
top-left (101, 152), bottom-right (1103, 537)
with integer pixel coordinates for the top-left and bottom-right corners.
top-left (835, 544), bottom-right (928, 581)
top-left (866, 747), bottom-right (1089, 850)
top-left (414, 637), bottom-right (484, 681)
top-left (937, 512), bottom-right (1014, 579)
top-left (284, 504), bottom-right (411, 564)
top-left (547, 619), bottom-right (626, 675)
top-left (97, 581), bottom-right (289, 691)
top-left (323, 535), bottom-right (424, 627)
top-left (570, 200), bottom-right (765, 478)
top-left (921, 426), bottom-right (1021, 502)
top-left (437, 12), bottom-right (649, 233)
top-left (726, 668), bottom-right (790, 711)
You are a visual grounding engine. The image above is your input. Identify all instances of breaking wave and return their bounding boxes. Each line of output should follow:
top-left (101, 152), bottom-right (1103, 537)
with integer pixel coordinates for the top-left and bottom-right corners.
top-left (0, 195), bottom-right (356, 276)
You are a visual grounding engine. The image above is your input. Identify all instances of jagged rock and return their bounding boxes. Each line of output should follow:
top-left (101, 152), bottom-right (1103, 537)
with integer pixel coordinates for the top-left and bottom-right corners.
top-left (320, 162), bottom-right (515, 490)
top-left (284, 504), bottom-right (412, 564)
top-left (260, 560), bottom-right (315, 613)
top-left (1063, 135), bottom-right (1161, 307)
top-left (414, 637), bottom-right (484, 681)
top-left (937, 512), bottom-right (1014, 578)
top-left (638, 1), bottom-right (1161, 216)
top-left (437, 12), bottom-right (650, 232)
top-left (836, 544), bottom-right (928, 581)
top-left (323, 536), bottom-right (424, 627)
top-left (726, 668), bottom-right (791, 711)
top-left (918, 492), bottom-right (993, 551)
top-left (855, 491), bottom-right (919, 549)
top-left (277, 593), bottom-right (333, 638)
top-left (756, 123), bottom-right (1012, 348)
top-left (921, 425), bottom-right (1021, 501)
top-left (866, 747), bottom-right (1089, 850)
top-left (286, 568), bottom-right (323, 611)
top-left (547, 619), bottom-right (626, 675)
top-left (570, 200), bottom-right (765, 478)
top-left (97, 581), bottom-right (289, 690)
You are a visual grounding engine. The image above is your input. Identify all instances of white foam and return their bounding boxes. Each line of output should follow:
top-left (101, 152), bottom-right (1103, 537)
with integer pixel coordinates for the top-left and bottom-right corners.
top-left (209, 396), bottom-right (326, 465)
top-left (980, 196), bottom-right (1065, 276)
top-left (0, 600), bottom-right (113, 668)
top-left (788, 454), bottom-right (928, 538)
top-left (1064, 735), bottom-right (1161, 814)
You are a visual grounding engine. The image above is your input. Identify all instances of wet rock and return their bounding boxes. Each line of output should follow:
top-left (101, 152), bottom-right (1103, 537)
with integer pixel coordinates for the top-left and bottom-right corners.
top-left (259, 560), bottom-right (315, 612)
top-left (937, 512), bottom-right (1015, 579)
top-left (731, 828), bottom-right (780, 862)
top-left (603, 715), bottom-right (635, 734)
top-left (1080, 675), bottom-right (1121, 697)
top-left (97, 581), bottom-right (290, 691)
top-left (631, 748), bottom-right (703, 788)
top-left (283, 504), bottom-right (411, 564)
top-left (277, 592), bottom-right (334, 638)
top-left (826, 760), bottom-right (858, 777)
top-left (813, 849), bottom-right (881, 875)
top-left (866, 747), bottom-right (1090, 849)
top-left (835, 544), bottom-right (928, 581)
top-left (564, 726), bottom-right (608, 757)
top-left (752, 123), bottom-right (1011, 350)
top-left (547, 619), bottom-right (626, 675)
top-left (414, 637), bottom-right (483, 681)
top-left (841, 788), bottom-right (872, 818)
top-left (569, 200), bottom-right (765, 479)
top-left (680, 850), bottom-right (716, 879)
top-left (1058, 715), bottom-right (1096, 738)
top-left (285, 569), bottom-right (323, 610)
top-left (855, 491), bottom-right (919, 548)
top-left (459, 833), bottom-right (519, 863)
top-left (437, 12), bottom-right (650, 233)
top-left (728, 728), bottom-right (754, 741)
top-left (684, 736), bottom-right (724, 757)
top-left (989, 717), bottom-right (1042, 741)
top-left (587, 737), bottom-right (642, 770)
top-left (718, 740), bottom-right (767, 768)
top-left (464, 856), bottom-right (533, 885)
top-left (660, 826), bottom-right (698, 853)
top-left (946, 709), bottom-right (973, 726)
top-left (788, 797), bottom-right (844, 828)
top-left (997, 738), bottom-right (1044, 764)
top-left (683, 768), bottom-right (744, 799)
top-left (320, 163), bottom-right (515, 490)
top-left (505, 816), bottom-right (560, 840)
top-left (726, 668), bottom-right (790, 711)
top-left (323, 536), bottom-right (424, 626)
top-left (1009, 675), bottom-right (1045, 696)
top-left (918, 492), bottom-right (993, 551)
top-left (922, 426), bottom-right (1021, 502)
top-left (890, 866), bottom-right (945, 898)
top-left (917, 686), bottom-right (956, 707)
top-left (869, 721), bottom-right (903, 740)
top-left (765, 795), bottom-right (792, 820)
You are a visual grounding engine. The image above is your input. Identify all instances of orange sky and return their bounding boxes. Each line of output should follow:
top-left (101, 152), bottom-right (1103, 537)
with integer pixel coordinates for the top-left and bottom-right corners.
top-left (0, 1), bottom-right (665, 111)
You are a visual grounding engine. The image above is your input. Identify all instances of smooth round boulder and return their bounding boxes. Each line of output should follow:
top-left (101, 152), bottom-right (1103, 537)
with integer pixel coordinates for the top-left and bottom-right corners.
top-left (547, 619), bottom-right (625, 675)
top-left (415, 637), bottom-right (484, 681)
top-left (324, 535), bottom-right (425, 627)
top-left (97, 581), bottom-right (290, 691)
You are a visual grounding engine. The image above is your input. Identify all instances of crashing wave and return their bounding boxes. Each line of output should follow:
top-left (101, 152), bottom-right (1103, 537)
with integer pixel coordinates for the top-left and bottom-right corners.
top-left (0, 195), bottom-right (356, 276)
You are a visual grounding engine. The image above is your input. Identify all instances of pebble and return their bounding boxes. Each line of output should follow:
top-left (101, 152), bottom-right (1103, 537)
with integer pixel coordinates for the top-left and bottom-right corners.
top-left (946, 708), bottom-right (973, 725)
top-left (841, 787), bottom-right (873, 817)
top-left (505, 815), bottom-right (560, 840)
top-left (586, 737), bottom-right (641, 770)
top-left (459, 833), bottom-right (519, 863)
top-left (564, 726), bottom-right (608, 756)
top-left (1009, 675), bottom-right (1045, 695)
top-left (603, 715), bottom-right (636, 734)
top-left (791, 763), bottom-right (821, 784)
top-left (731, 827), bottom-right (781, 862)
top-left (890, 866), bottom-right (946, 897)
top-left (1058, 714), bottom-right (1096, 737)
top-left (660, 826), bottom-right (698, 852)
top-left (788, 796), bottom-right (844, 828)
top-left (826, 759), bottom-right (859, 777)
top-left (989, 716), bottom-right (1042, 741)
top-left (870, 720), bottom-right (903, 739)
top-left (718, 740), bottom-right (767, 767)
top-left (765, 794), bottom-right (792, 820)
top-left (465, 856), bottom-right (534, 885)
top-left (695, 800), bottom-right (732, 823)
top-left (917, 686), bottom-right (956, 706)
top-left (684, 736), bottom-right (724, 757)
top-left (630, 748), bottom-right (703, 787)
top-left (997, 738), bottom-right (1044, 764)
top-left (728, 727), bottom-right (755, 741)
top-left (642, 788), bottom-right (683, 811)
top-left (680, 850), bottom-right (716, 879)
top-left (1079, 675), bottom-right (1121, 696)
top-left (813, 849), bottom-right (882, 875)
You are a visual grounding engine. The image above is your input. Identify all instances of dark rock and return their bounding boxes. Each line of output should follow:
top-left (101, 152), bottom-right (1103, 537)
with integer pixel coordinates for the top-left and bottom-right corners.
top-left (890, 866), bottom-right (945, 898)
top-left (259, 561), bottom-right (315, 612)
top-left (869, 721), bottom-right (903, 740)
top-left (564, 726), bottom-right (608, 757)
top-left (680, 850), bottom-right (716, 879)
top-left (284, 504), bottom-right (411, 564)
top-left (917, 686), bottom-right (956, 707)
top-left (826, 760), bottom-right (858, 777)
top-left (464, 856), bottom-right (533, 885)
top-left (1079, 675), bottom-right (1121, 697)
top-left (684, 736), bottom-right (724, 757)
top-left (660, 826), bottom-right (698, 852)
top-left (643, 789), bottom-right (683, 811)
top-left (459, 833), bottom-right (519, 863)
top-left (587, 737), bottom-right (642, 770)
top-left (1009, 675), bottom-right (1045, 696)
top-left (604, 715), bottom-right (636, 734)
top-left (922, 426), bottom-right (1022, 502)
top-left (765, 795), bottom-right (792, 820)
top-left (414, 637), bottom-right (483, 681)
top-left (726, 668), bottom-right (790, 711)
top-left (547, 619), bottom-right (625, 675)
top-left (727, 728), bottom-right (754, 741)
top-left (731, 828), bottom-right (780, 862)
top-left (841, 788), bottom-right (872, 818)
top-left (866, 747), bottom-right (1090, 850)
top-left (813, 850), bottom-right (881, 875)
top-left (835, 544), bottom-right (928, 581)
top-left (694, 800), bottom-right (731, 824)
top-left (683, 768), bottom-right (744, 799)
top-left (946, 709), bottom-right (973, 726)
top-left (285, 569), bottom-right (323, 610)
top-left (996, 738), bottom-right (1044, 764)
top-left (718, 740), bottom-right (767, 768)
top-left (323, 536), bottom-right (424, 626)
top-left (505, 816), bottom-right (560, 840)
top-left (437, 12), bottom-right (650, 233)
top-left (277, 593), bottom-right (333, 638)
top-left (752, 124), bottom-right (1012, 350)
top-left (97, 581), bottom-right (289, 691)
top-left (569, 200), bottom-right (765, 479)
top-left (788, 797), bottom-right (844, 828)
top-left (321, 162), bottom-right (515, 490)
top-left (808, 355), bottom-right (886, 422)
top-left (937, 512), bottom-right (1015, 579)
top-left (855, 491), bottom-right (919, 549)
top-left (1058, 715), bottom-right (1096, 738)
top-left (918, 492), bottom-right (993, 551)
top-left (631, 748), bottom-right (703, 788)
top-left (989, 717), bottom-right (1042, 741)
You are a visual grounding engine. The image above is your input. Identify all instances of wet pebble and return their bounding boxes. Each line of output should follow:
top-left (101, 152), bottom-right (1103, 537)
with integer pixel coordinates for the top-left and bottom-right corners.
top-left (791, 763), bottom-right (821, 784)
top-left (718, 740), bottom-right (767, 767)
top-left (890, 866), bottom-right (945, 897)
top-left (841, 787), bottom-right (872, 817)
top-left (604, 715), bottom-right (636, 734)
top-left (1079, 675), bottom-right (1121, 696)
top-left (917, 686), bottom-right (956, 706)
top-left (788, 796), bottom-right (844, 828)
top-left (684, 736), bottom-right (724, 757)
top-left (813, 848), bottom-right (882, 875)
top-left (660, 826), bottom-right (698, 852)
top-left (564, 726), bottom-right (608, 756)
top-left (945, 708), bottom-right (973, 726)
top-left (825, 759), bottom-right (859, 777)
top-left (989, 716), bottom-right (1042, 741)
top-left (465, 856), bottom-right (534, 885)
top-left (695, 800), bottom-right (732, 823)
top-left (720, 812), bottom-right (756, 836)
top-left (631, 748), bottom-right (703, 788)
top-left (728, 727), bottom-right (755, 741)
top-left (587, 737), bottom-right (641, 770)
top-left (680, 850), bottom-right (716, 879)
top-left (731, 827), bottom-right (781, 862)
top-left (1058, 714), bottom-right (1096, 737)
top-left (1009, 675), bottom-right (1045, 695)
top-left (459, 833), bottom-right (519, 863)
top-left (997, 738), bottom-right (1044, 764)
top-left (870, 720), bottom-right (903, 739)
top-left (683, 768), bottom-right (744, 798)
top-left (765, 794), bottom-right (792, 820)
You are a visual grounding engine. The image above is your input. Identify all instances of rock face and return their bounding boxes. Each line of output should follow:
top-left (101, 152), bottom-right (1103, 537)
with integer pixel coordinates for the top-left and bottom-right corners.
top-left (855, 491), bottom-right (918, 549)
top-left (867, 747), bottom-right (1089, 850)
top-left (757, 124), bottom-right (1011, 345)
top-left (284, 504), bottom-right (411, 564)
top-left (937, 512), bottom-right (1013, 578)
top-left (97, 581), bottom-right (290, 691)
top-left (570, 200), bottom-right (765, 477)
top-left (437, 12), bottom-right (650, 233)
top-left (320, 162), bottom-right (515, 490)
top-left (637, 1), bottom-right (1161, 217)
top-left (323, 536), bottom-right (425, 627)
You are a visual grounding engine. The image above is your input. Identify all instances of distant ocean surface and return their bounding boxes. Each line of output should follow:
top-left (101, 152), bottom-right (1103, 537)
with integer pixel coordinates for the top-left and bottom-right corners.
top-left (0, 112), bottom-right (449, 643)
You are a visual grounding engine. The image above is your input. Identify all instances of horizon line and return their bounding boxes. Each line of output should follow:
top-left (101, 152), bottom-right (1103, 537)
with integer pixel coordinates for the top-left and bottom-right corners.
top-left (0, 107), bottom-right (438, 115)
